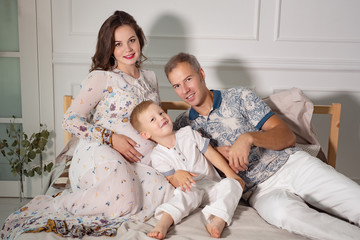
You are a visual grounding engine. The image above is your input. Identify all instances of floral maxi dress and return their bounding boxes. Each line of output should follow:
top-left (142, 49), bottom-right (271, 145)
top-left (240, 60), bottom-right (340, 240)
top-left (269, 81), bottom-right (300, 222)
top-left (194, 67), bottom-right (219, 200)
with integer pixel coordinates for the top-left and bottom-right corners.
top-left (0, 69), bottom-right (173, 240)
top-left (59, 69), bottom-right (172, 218)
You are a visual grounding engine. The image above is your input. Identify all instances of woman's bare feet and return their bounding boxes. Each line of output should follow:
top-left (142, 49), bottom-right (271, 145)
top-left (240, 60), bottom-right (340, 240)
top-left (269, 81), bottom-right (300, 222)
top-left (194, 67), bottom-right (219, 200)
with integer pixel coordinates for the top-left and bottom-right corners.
top-left (147, 212), bottom-right (174, 239)
top-left (206, 216), bottom-right (226, 238)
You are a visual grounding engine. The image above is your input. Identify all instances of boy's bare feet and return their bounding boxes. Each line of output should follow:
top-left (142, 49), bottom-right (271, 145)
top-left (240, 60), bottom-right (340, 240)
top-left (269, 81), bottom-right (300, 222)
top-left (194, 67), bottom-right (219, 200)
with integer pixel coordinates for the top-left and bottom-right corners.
top-left (147, 212), bottom-right (174, 239)
top-left (206, 216), bottom-right (226, 238)
top-left (147, 228), bottom-right (166, 240)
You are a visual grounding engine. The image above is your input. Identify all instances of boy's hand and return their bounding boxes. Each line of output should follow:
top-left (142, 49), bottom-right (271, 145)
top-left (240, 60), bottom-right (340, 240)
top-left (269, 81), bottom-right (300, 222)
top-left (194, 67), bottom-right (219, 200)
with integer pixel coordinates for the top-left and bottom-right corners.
top-left (223, 169), bottom-right (246, 190)
top-left (167, 170), bottom-right (198, 192)
top-left (233, 175), bottom-right (245, 190)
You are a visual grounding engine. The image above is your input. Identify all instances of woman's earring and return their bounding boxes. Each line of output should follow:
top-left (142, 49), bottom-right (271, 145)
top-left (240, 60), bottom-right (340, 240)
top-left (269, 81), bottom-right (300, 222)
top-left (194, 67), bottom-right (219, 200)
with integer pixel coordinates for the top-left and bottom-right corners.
top-left (111, 55), bottom-right (117, 68)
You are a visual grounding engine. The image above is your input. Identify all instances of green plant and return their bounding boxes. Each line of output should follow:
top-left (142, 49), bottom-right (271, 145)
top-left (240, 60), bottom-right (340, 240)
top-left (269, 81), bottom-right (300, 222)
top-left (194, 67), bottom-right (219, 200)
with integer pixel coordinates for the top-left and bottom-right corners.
top-left (0, 117), bottom-right (53, 199)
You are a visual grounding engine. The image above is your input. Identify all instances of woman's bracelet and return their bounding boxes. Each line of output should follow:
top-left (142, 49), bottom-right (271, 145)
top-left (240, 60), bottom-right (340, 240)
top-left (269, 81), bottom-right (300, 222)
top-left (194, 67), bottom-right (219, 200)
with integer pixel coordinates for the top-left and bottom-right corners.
top-left (101, 128), bottom-right (114, 147)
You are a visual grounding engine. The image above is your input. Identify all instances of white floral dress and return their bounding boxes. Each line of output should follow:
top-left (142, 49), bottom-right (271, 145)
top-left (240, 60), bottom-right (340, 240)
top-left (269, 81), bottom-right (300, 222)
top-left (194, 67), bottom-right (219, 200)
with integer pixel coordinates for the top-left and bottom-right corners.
top-left (59, 69), bottom-right (170, 218)
top-left (0, 69), bottom-right (174, 240)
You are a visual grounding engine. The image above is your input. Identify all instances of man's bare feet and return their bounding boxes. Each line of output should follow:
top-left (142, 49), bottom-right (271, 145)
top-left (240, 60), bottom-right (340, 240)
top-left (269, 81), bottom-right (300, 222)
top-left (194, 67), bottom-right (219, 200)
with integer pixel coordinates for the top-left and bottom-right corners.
top-left (206, 216), bottom-right (226, 238)
top-left (147, 212), bottom-right (174, 239)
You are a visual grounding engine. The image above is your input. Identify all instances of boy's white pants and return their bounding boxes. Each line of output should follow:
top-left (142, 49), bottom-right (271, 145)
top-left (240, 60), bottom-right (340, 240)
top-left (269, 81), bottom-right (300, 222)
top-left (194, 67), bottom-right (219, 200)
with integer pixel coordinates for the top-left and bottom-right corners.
top-left (155, 178), bottom-right (242, 225)
top-left (249, 151), bottom-right (360, 240)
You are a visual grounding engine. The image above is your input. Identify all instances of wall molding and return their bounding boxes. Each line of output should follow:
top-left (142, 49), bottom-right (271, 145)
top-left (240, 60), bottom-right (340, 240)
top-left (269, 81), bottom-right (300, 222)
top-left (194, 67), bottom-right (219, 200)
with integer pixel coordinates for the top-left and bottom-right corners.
top-left (53, 52), bottom-right (360, 71)
top-left (273, 88), bottom-right (360, 95)
top-left (274, 0), bottom-right (360, 43)
top-left (53, 52), bottom-right (92, 64)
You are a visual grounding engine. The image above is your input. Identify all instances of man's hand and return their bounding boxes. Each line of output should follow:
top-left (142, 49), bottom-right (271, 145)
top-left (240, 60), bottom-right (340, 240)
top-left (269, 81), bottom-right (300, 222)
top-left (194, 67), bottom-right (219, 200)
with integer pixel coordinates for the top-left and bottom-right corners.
top-left (215, 146), bottom-right (231, 160)
top-left (228, 133), bottom-right (252, 173)
top-left (167, 170), bottom-right (198, 192)
top-left (216, 139), bottom-right (250, 173)
top-left (111, 133), bottom-right (143, 162)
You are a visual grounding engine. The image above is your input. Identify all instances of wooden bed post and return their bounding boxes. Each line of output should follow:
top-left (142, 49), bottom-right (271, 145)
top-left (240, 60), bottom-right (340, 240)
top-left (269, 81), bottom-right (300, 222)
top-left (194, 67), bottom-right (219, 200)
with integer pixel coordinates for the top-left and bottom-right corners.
top-left (63, 95), bottom-right (73, 146)
top-left (326, 103), bottom-right (341, 168)
top-left (313, 103), bottom-right (341, 168)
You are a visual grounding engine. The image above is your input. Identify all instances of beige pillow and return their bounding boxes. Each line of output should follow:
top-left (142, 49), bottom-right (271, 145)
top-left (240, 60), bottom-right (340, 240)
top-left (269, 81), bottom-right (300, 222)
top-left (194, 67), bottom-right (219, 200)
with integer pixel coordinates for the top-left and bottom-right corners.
top-left (263, 88), bottom-right (327, 163)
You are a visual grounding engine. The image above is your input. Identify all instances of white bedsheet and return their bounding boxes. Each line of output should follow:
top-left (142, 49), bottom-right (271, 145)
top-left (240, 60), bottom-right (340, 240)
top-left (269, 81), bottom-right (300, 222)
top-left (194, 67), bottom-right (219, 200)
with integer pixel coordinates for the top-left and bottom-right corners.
top-left (15, 200), bottom-right (308, 240)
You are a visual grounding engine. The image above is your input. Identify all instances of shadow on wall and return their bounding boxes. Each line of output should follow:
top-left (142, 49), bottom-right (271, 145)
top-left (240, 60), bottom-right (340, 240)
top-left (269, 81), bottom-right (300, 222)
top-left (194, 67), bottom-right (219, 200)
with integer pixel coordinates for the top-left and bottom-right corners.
top-left (213, 58), bottom-right (253, 90)
top-left (146, 13), bottom-right (189, 101)
top-left (311, 92), bottom-right (360, 178)
top-left (146, 13), bottom-right (188, 59)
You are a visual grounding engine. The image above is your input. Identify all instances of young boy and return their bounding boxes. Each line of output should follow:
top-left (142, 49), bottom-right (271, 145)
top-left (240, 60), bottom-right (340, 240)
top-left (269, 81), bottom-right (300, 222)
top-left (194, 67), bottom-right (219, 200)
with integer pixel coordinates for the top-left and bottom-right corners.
top-left (130, 100), bottom-right (245, 239)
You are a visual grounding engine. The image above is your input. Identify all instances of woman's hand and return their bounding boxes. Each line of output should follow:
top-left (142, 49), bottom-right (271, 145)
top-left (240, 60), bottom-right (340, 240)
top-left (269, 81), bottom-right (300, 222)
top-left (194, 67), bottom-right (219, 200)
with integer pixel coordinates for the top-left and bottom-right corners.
top-left (111, 133), bottom-right (143, 162)
top-left (167, 170), bottom-right (198, 192)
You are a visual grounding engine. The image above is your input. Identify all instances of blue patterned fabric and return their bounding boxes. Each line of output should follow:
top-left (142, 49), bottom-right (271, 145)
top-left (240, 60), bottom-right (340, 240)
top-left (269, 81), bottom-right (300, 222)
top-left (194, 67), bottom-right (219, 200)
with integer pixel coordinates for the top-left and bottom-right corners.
top-left (174, 87), bottom-right (300, 199)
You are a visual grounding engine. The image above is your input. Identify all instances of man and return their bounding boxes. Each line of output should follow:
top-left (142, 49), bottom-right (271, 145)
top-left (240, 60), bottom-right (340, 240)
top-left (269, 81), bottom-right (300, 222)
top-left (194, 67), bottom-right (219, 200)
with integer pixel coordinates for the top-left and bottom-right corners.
top-left (164, 52), bottom-right (360, 240)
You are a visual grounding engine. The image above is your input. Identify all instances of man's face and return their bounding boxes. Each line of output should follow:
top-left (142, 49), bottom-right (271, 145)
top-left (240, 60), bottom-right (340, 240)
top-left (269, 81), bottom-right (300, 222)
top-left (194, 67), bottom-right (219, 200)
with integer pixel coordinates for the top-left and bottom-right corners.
top-left (167, 62), bottom-right (207, 107)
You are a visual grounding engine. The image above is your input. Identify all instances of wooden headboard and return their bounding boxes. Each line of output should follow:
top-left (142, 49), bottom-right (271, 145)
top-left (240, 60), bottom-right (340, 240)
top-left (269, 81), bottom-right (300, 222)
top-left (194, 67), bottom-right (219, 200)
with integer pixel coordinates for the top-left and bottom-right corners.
top-left (63, 95), bottom-right (341, 168)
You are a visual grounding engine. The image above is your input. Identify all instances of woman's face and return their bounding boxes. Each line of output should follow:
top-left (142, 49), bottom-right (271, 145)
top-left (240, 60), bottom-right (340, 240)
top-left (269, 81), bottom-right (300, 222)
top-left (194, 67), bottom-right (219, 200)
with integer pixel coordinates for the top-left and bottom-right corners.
top-left (113, 25), bottom-right (141, 70)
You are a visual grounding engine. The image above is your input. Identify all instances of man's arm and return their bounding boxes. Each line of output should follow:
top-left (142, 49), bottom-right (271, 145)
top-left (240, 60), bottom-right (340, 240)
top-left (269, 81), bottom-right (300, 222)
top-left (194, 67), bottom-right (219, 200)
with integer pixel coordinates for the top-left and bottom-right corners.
top-left (226, 114), bottom-right (296, 172)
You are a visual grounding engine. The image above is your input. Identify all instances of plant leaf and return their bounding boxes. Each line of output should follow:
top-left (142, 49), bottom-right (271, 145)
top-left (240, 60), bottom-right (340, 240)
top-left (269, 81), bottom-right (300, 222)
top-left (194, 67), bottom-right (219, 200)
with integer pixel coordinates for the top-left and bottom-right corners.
top-left (38, 139), bottom-right (47, 149)
top-left (15, 163), bottom-right (22, 173)
top-left (41, 130), bottom-right (49, 138)
top-left (11, 140), bottom-right (18, 147)
top-left (24, 156), bottom-right (29, 164)
top-left (46, 162), bottom-right (54, 172)
top-left (28, 151), bottom-right (36, 159)
top-left (34, 166), bottom-right (42, 175)
top-left (21, 140), bottom-right (30, 147)
top-left (28, 169), bottom-right (35, 177)
top-left (20, 148), bottom-right (26, 157)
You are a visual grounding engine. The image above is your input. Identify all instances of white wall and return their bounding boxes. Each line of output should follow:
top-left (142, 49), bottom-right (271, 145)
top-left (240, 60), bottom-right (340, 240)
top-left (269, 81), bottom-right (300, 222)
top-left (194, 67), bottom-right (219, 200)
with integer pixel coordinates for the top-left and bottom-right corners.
top-left (51, 0), bottom-right (360, 182)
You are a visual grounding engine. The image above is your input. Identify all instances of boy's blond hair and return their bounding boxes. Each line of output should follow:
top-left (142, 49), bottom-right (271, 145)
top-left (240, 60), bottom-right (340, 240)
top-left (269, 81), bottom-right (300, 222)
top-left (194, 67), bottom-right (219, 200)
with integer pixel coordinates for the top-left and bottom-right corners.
top-left (130, 100), bottom-right (155, 132)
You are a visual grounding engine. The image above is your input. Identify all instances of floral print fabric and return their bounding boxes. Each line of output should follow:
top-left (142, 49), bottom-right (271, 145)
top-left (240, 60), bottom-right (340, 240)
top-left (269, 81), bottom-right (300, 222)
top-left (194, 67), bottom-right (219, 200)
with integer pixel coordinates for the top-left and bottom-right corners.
top-left (174, 88), bottom-right (300, 199)
top-left (1, 163), bottom-right (174, 239)
top-left (62, 69), bottom-right (162, 216)
top-left (1, 69), bottom-right (175, 239)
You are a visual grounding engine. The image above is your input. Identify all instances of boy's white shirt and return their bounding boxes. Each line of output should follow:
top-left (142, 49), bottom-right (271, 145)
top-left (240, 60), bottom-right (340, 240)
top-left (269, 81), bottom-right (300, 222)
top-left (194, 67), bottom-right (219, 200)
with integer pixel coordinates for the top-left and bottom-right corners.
top-left (150, 126), bottom-right (221, 182)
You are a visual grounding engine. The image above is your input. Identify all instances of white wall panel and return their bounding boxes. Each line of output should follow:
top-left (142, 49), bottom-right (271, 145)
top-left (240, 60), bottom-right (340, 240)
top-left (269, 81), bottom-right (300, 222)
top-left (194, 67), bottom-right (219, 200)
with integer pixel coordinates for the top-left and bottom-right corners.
top-left (71, 0), bottom-right (260, 40)
top-left (276, 0), bottom-right (360, 43)
top-left (52, 0), bottom-right (360, 181)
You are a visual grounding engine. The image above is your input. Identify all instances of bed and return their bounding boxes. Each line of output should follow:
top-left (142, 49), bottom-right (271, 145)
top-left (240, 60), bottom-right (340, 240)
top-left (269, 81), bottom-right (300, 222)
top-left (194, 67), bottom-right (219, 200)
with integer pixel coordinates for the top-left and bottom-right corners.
top-left (3, 88), bottom-right (341, 240)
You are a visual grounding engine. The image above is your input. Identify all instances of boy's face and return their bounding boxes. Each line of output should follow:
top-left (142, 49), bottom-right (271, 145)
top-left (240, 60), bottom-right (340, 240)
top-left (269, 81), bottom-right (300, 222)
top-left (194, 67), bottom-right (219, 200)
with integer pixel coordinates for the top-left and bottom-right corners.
top-left (168, 62), bottom-right (208, 107)
top-left (139, 103), bottom-right (173, 140)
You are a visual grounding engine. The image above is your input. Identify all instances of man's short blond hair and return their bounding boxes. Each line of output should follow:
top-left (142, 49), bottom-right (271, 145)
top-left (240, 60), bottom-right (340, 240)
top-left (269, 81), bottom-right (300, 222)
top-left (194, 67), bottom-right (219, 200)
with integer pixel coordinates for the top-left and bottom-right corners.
top-left (130, 100), bottom-right (155, 132)
top-left (164, 52), bottom-right (201, 79)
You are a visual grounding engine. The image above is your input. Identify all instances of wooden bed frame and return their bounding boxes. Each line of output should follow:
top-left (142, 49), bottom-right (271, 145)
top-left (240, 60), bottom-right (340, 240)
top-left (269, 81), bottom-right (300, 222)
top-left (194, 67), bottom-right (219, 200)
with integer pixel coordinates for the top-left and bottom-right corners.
top-left (63, 96), bottom-right (341, 168)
